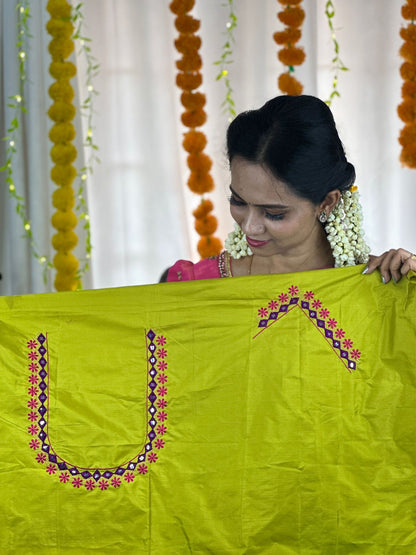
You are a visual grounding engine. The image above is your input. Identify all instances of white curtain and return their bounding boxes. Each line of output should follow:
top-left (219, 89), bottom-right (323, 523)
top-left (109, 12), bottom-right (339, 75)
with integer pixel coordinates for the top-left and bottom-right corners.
top-left (1, 0), bottom-right (415, 295)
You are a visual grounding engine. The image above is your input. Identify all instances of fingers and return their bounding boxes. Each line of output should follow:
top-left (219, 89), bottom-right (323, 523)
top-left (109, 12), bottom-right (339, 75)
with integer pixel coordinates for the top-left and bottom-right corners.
top-left (362, 248), bottom-right (415, 283)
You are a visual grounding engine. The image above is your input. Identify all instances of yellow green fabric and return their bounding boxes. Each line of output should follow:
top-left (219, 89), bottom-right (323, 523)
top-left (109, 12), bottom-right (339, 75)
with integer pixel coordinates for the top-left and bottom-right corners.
top-left (1, 266), bottom-right (415, 554)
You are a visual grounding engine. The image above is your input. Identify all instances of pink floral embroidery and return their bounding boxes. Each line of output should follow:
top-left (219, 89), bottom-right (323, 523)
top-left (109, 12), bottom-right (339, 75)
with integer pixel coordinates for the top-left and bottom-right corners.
top-left (278, 293), bottom-right (289, 303)
top-left (258, 307), bottom-right (268, 318)
top-left (59, 472), bottom-right (70, 483)
top-left (148, 453), bottom-right (158, 463)
top-left (268, 300), bottom-right (278, 310)
top-left (137, 464), bottom-right (148, 475)
top-left (28, 374), bottom-right (39, 384)
top-left (157, 386), bottom-right (167, 397)
top-left (155, 439), bottom-right (165, 450)
top-left (156, 348), bottom-right (167, 359)
top-left (98, 480), bottom-right (109, 490)
top-left (304, 291), bottom-right (314, 300)
top-left (312, 299), bottom-right (322, 309)
top-left (156, 336), bottom-right (166, 346)
top-left (343, 338), bottom-right (353, 349)
top-left (27, 398), bottom-right (38, 409)
top-left (351, 349), bottom-right (361, 360)
top-left (28, 351), bottom-right (38, 361)
top-left (157, 424), bottom-right (167, 435)
top-left (157, 373), bottom-right (167, 384)
top-left (156, 398), bottom-right (167, 409)
top-left (46, 464), bottom-right (56, 475)
top-left (28, 411), bottom-right (38, 422)
top-left (85, 479), bottom-right (95, 491)
top-left (29, 439), bottom-right (40, 450)
top-left (288, 285), bottom-right (299, 296)
top-left (28, 386), bottom-right (39, 397)
top-left (28, 424), bottom-right (39, 436)
top-left (28, 362), bottom-right (39, 372)
top-left (111, 476), bottom-right (121, 488)
top-left (72, 477), bottom-right (83, 488)
top-left (327, 318), bottom-right (337, 329)
top-left (319, 308), bottom-right (330, 319)
top-left (27, 340), bottom-right (38, 349)
top-left (157, 411), bottom-right (167, 422)
top-left (335, 328), bottom-right (345, 339)
top-left (36, 453), bottom-right (47, 464)
top-left (157, 360), bottom-right (167, 371)
top-left (124, 471), bottom-right (136, 482)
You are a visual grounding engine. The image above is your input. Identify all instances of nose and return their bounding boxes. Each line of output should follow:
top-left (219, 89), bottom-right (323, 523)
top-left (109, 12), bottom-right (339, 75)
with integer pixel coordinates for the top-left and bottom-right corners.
top-left (242, 208), bottom-right (266, 237)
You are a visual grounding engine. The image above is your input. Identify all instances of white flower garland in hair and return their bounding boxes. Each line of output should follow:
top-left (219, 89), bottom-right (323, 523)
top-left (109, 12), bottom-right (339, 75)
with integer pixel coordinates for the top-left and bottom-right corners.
top-left (325, 189), bottom-right (370, 267)
top-left (224, 223), bottom-right (253, 259)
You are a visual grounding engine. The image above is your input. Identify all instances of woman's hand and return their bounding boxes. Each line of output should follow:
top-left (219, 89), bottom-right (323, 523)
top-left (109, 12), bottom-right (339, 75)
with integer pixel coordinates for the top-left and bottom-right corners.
top-left (363, 248), bottom-right (416, 283)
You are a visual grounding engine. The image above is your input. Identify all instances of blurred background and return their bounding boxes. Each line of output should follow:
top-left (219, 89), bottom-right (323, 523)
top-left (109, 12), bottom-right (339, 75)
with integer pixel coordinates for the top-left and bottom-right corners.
top-left (1, 0), bottom-right (415, 295)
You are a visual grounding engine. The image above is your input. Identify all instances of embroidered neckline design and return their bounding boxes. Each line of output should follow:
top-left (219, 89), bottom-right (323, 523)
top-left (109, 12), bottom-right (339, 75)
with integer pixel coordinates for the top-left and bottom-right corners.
top-left (253, 285), bottom-right (361, 372)
top-left (26, 329), bottom-right (168, 491)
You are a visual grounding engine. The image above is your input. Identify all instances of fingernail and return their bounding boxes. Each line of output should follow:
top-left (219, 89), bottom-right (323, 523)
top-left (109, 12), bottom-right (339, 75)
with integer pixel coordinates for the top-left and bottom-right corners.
top-left (381, 275), bottom-right (386, 284)
top-left (392, 277), bottom-right (397, 284)
top-left (362, 266), bottom-right (368, 274)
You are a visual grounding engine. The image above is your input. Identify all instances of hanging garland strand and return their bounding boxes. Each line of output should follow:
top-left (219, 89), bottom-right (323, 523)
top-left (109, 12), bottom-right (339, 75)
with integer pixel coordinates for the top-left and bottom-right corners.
top-left (213, 0), bottom-right (237, 122)
top-left (398, 0), bottom-right (416, 168)
top-left (0, 2), bottom-right (54, 282)
top-left (274, 0), bottom-right (305, 95)
top-left (324, 1), bottom-right (349, 106)
top-left (170, 0), bottom-right (222, 258)
top-left (46, 0), bottom-right (80, 291)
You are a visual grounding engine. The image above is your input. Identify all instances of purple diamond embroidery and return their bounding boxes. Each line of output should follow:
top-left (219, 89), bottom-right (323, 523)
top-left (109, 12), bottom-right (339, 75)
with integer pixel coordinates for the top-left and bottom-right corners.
top-left (325, 329), bottom-right (333, 338)
top-left (145, 443), bottom-right (152, 451)
top-left (38, 419), bottom-right (46, 428)
top-left (81, 471), bottom-right (92, 479)
top-left (149, 380), bottom-right (157, 390)
top-left (309, 310), bottom-right (316, 318)
top-left (116, 467), bottom-right (125, 476)
top-left (39, 431), bottom-right (47, 441)
top-left (39, 393), bottom-right (47, 403)
top-left (103, 471), bottom-right (113, 479)
top-left (148, 392), bottom-right (157, 403)
top-left (39, 358), bottom-right (47, 367)
top-left (290, 297), bottom-right (299, 305)
top-left (37, 334), bottom-right (46, 344)
top-left (258, 320), bottom-right (268, 327)
top-left (39, 369), bottom-right (47, 379)
top-left (279, 305), bottom-right (288, 312)
top-left (70, 468), bottom-right (79, 475)
top-left (150, 369), bottom-right (156, 377)
top-left (58, 462), bottom-right (67, 471)
top-left (149, 344), bottom-right (155, 352)
top-left (147, 330), bottom-right (156, 340)
top-left (138, 454), bottom-right (145, 462)
top-left (39, 382), bottom-right (47, 391)
top-left (317, 319), bottom-right (325, 328)
top-left (48, 454), bottom-right (57, 463)
top-left (340, 350), bottom-right (348, 358)
top-left (333, 340), bottom-right (340, 348)
top-left (128, 462), bottom-right (137, 470)
top-left (42, 444), bottom-right (49, 452)
top-left (38, 406), bottom-right (46, 415)
top-left (149, 356), bottom-right (156, 365)
top-left (148, 430), bottom-right (156, 440)
top-left (269, 312), bottom-right (278, 320)
top-left (38, 346), bottom-right (46, 356)
top-left (301, 301), bottom-right (309, 309)
top-left (349, 361), bottom-right (356, 370)
top-left (93, 471), bottom-right (101, 481)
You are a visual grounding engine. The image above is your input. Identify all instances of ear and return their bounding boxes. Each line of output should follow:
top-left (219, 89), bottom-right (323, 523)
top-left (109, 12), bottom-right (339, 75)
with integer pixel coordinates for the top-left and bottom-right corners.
top-left (317, 189), bottom-right (341, 217)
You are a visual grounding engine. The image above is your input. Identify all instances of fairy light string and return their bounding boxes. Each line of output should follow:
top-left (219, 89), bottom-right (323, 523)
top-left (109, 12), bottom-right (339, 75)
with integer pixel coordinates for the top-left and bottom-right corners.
top-left (398, 0), bottom-right (416, 168)
top-left (170, 0), bottom-right (222, 258)
top-left (324, 1), bottom-right (348, 106)
top-left (274, 0), bottom-right (305, 95)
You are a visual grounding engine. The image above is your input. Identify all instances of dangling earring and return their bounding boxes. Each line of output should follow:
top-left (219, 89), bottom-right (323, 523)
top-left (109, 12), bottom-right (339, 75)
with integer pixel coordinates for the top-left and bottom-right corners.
top-left (318, 211), bottom-right (327, 223)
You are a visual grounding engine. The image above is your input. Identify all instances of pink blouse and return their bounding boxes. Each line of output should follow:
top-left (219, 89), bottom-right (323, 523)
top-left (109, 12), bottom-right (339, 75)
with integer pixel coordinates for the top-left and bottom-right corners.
top-left (167, 251), bottom-right (232, 282)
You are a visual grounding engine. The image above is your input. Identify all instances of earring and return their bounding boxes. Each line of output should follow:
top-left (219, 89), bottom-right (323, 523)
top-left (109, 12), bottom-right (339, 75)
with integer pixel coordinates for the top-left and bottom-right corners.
top-left (318, 211), bottom-right (327, 223)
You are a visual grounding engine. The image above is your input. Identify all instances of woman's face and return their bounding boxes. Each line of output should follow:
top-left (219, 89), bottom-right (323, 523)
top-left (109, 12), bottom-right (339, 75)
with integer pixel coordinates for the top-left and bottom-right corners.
top-left (229, 157), bottom-right (324, 258)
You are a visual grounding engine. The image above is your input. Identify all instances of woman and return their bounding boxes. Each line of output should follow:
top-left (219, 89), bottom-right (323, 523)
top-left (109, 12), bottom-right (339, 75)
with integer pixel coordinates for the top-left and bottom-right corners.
top-left (165, 95), bottom-right (416, 282)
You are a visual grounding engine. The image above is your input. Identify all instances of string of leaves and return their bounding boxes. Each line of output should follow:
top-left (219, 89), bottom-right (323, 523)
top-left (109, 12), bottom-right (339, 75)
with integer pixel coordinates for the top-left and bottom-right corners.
top-left (324, 0), bottom-right (348, 106)
top-left (213, 0), bottom-right (237, 121)
top-left (0, 2), bottom-right (54, 282)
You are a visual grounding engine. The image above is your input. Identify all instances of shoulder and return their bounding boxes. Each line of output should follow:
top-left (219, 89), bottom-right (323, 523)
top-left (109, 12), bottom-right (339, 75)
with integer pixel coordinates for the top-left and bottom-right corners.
top-left (165, 251), bottom-right (232, 282)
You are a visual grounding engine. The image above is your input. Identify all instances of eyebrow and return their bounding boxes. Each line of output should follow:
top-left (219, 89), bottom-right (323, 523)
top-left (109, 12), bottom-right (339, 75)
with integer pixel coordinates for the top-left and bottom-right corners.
top-left (229, 186), bottom-right (289, 210)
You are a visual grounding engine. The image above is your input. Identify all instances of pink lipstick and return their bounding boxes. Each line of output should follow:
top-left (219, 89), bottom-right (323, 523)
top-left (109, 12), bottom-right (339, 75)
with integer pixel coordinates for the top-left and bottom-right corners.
top-left (246, 236), bottom-right (270, 248)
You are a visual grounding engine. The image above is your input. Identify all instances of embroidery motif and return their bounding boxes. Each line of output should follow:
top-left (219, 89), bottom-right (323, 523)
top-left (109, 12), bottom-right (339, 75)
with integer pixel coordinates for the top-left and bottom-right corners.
top-left (26, 330), bottom-right (168, 491)
top-left (253, 286), bottom-right (361, 372)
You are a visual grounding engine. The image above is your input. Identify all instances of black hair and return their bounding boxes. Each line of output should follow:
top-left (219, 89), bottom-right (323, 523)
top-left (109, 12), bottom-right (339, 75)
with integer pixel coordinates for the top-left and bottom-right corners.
top-left (226, 95), bottom-right (355, 204)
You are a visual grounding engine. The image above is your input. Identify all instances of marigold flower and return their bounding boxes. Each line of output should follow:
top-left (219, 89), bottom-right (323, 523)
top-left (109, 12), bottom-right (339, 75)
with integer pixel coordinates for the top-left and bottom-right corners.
top-left (400, 41), bottom-right (416, 63)
top-left (50, 143), bottom-right (77, 165)
top-left (47, 0), bottom-right (72, 18)
top-left (176, 72), bottom-right (202, 91)
top-left (174, 14), bottom-right (200, 33)
top-left (187, 173), bottom-right (214, 194)
top-left (400, 24), bottom-right (416, 42)
top-left (54, 273), bottom-right (79, 292)
top-left (51, 210), bottom-right (78, 232)
top-left (399, 124), bottom-right (416, 146)
top-left (187, 152), bottom-right (212, 173)
top-left (278, 73), bottom-right (303, 95)
top-left (181, 108), bottom-right (206, 128)
top-left (53, 252), bottom-right (79, 274)
top-left (52, 186), bottom-right (75, 211)
top-left (50, 164), bottom-right (77, 186)
top-left (278, 47), bottom-right (306, 66)
top-left (194, 214), bottom-right (218, 236)
top-left (48, 101), bottom-right (75, 123)
top-left (400, 61), bottom-right (416, 81)
top-left (49, 122), bottom-right (76, 143)
top-left (46, 19), bottom-right (74, 39)
top-left (197, 236), bottom-right (222, 259)
top-left (273, 28), bottom-right (302, 45)
top-left (52, 230), bottom-right (78, 251)
top-left (278, 6), bottom-right (305, 28)
top-left (48, 81), bottom-right (74, 102)
top-left (48, 38), bottom-right (74, 60)
top-left (174, 35), bottom-right (201, 55)
top-left (398, 98), bottom-right (416, 122)
top-left (180, 91), bottom-right (206, 111)
top-left (176, 53), bottom-right (202, 72)
top-left (183, 130), bottom-right (207, 153)
top-left (400, 143), bottom-right (416, 167)
top-left (402, 80), bottom-right (416, 98)
top-left (402, 2), bottom-right (416, 21)
top-left (192, 198), bottom-right (213, 218)
top-left (49, 61), bottom-right (76, 80)
top-left (169, 0), bottom-right (195, 15)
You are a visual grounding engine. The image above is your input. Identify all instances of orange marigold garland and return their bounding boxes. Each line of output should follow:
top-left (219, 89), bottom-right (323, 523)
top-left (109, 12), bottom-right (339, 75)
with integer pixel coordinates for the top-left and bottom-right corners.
top-left (398, 0), bottom-right (416, 167)
top-left (274, 0), bottom-right (305, 95)
top-left (46, 0), bottom-right (79, 290)
top-left (170, 0), bottom-right (222, 259)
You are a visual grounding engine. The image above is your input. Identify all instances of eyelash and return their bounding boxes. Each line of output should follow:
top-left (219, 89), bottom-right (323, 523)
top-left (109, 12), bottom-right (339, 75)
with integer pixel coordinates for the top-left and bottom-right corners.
top-left (228, 195), bottom-right (285, 221)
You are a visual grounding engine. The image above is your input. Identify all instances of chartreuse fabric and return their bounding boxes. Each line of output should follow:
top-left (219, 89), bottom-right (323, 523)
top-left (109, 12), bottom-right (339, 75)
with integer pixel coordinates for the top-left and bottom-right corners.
top-left (1, 265), bottom-right (416, 554)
